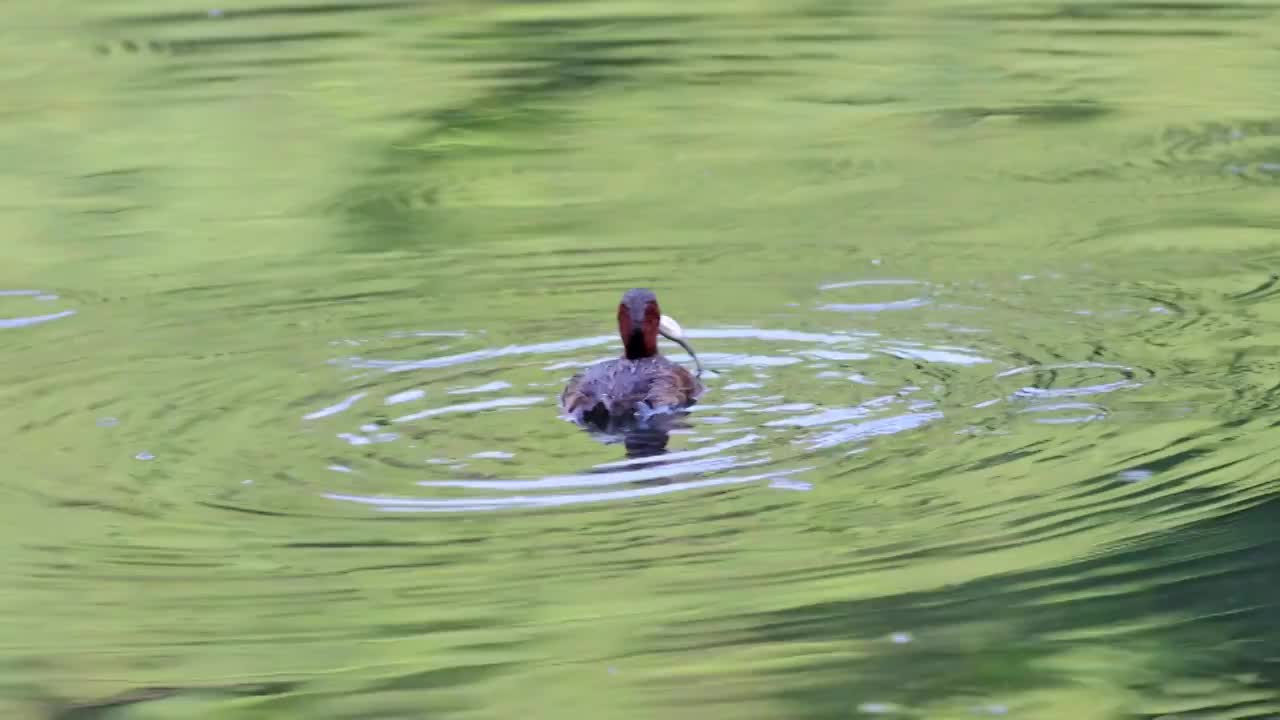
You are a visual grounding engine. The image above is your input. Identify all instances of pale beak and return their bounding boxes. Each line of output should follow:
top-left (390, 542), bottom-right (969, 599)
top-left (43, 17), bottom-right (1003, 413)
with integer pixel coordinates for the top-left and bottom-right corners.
top-left (658, 314), bottom-right (703, 376)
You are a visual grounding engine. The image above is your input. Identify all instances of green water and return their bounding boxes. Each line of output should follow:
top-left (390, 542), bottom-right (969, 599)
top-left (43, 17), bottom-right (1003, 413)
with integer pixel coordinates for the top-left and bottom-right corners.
top-left (3, 0), bottom-right (1280, 717)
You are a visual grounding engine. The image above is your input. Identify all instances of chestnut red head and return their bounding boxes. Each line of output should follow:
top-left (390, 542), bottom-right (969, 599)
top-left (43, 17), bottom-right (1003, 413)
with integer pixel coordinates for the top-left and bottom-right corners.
top-left (616, 287), bottom-right (661, 359)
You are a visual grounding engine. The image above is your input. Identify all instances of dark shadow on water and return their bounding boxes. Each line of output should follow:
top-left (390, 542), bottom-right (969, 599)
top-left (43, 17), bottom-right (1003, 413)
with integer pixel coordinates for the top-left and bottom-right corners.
top-left (933, 102), bottom-right (1113, 127)
top-left (334, 5), bottom-right (890, 251)
top-left (650, 495), bottom-right (1280, 717)
top-left (45, 682), bottom-right (298, 720)
top-left (99, 1), bottom-right (417, 27)
top-left (948, 1), bottom-right (1277, 22)
top-left (336, 13), bottom-right (704, 251)
top-left (40, 659), bottom-right (516, 718)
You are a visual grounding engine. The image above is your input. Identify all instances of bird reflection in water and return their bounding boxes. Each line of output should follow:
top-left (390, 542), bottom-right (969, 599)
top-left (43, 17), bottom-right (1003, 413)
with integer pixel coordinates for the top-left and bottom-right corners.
top-left (577, 408), bottom-right (694, 460)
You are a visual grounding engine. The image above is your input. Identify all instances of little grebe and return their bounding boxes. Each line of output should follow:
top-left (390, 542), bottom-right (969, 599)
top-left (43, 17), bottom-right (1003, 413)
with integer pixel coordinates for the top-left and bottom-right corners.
top-left (560, 288), bottom-right (704, 423)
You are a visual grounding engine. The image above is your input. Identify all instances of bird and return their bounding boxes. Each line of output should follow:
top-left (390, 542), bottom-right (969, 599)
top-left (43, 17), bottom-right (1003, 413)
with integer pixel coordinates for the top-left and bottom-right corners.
top-left (560, 288), bottom-right (705, 425)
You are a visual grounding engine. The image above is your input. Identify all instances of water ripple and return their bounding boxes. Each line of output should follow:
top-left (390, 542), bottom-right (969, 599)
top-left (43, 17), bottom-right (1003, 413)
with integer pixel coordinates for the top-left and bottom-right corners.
top-left (282, 303), bottom-right (1001, 515)
top-left (325, 468), bottom-right (813, 513)
top-left (818, 278), bottom-right (935, 313)
top-left (390, 396), bottom-right (547, 424)
top-left (0, 290), bottom-right (77, 329)
top-left (276, 273), bottom-right (1208, 520)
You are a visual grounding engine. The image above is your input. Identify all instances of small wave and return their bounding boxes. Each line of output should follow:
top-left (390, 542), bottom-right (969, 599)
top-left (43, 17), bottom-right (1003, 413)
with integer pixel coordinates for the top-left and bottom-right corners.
top-left (325, 468), bottom-right (812, 513)
top-left (0, 289), bottom-right (77, 330)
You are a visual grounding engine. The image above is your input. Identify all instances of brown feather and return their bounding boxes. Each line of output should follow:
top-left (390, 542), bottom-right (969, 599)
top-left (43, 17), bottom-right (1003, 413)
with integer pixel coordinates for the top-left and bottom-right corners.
top-left (559, 356), bottom-right (703, 420)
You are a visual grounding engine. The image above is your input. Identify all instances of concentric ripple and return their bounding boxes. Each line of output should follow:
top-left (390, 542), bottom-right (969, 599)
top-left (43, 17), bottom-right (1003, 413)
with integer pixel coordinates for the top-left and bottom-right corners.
top-left (266, 271), bottom-right (1204, 518)
top-left (291, 316), bottom-right (982, 513)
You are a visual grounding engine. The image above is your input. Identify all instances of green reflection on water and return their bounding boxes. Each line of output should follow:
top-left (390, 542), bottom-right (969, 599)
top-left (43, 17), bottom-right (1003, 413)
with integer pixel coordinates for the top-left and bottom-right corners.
top-left (2, 0), bottom-right (1280, 718)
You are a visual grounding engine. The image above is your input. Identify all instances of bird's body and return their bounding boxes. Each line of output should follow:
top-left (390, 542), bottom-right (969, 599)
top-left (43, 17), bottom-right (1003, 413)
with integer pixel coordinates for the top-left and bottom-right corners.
top-left (560, 288), bottom-right (704, 424)
top-left (560, 355), bottom-right (702, 422)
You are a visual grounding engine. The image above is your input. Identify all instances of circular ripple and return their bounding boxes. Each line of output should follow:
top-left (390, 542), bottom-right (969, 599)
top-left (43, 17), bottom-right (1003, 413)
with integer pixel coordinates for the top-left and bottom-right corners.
top-left (259, 268), bottom-right (1247, 517)
top-left (279, 316), bottom-right (994, 515)
top-left (195, 269), bottom-right (1266, 530)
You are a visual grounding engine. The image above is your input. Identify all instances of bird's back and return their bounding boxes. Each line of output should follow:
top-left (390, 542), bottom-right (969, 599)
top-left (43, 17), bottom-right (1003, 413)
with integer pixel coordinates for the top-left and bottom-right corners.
top-left (560, 355), bottom-right (702, 420)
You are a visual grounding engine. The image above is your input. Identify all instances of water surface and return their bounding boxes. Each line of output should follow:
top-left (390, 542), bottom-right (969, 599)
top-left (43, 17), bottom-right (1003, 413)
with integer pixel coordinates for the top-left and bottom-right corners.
top-left (3, 1), bottom-right (1280, 718)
